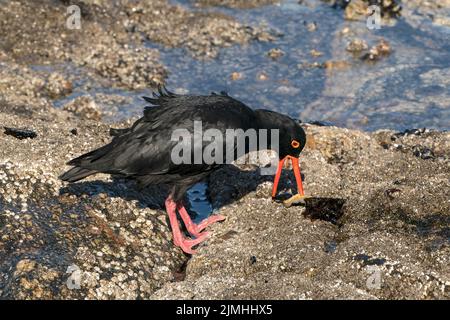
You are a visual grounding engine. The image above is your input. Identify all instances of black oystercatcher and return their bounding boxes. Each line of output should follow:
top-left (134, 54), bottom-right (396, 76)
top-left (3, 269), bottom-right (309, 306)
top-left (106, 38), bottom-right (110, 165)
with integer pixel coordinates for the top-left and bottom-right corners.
top-left (60, 87), bottom-right (306, 254)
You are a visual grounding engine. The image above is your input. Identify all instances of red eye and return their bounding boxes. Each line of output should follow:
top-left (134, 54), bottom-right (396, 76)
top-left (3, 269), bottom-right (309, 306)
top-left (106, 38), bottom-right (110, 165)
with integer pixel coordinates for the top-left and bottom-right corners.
top-left (291, 140), bottom-right (300, 148)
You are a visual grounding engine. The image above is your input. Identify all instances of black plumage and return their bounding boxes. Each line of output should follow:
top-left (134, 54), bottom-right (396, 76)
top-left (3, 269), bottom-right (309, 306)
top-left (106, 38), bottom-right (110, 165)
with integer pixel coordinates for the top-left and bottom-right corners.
top-left (60, 87), bottom-right (307, 254)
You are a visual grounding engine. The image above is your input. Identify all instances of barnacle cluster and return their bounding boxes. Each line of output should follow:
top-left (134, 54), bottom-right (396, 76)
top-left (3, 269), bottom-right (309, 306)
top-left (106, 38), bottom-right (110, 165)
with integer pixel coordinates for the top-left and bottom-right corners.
top-left (328, 0), bottom-right (402, 18)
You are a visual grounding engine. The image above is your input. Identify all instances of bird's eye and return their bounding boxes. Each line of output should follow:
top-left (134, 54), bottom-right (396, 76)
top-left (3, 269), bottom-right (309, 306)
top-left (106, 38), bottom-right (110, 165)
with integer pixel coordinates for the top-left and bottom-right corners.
top-left (291, 140), bottom-right (300, 148)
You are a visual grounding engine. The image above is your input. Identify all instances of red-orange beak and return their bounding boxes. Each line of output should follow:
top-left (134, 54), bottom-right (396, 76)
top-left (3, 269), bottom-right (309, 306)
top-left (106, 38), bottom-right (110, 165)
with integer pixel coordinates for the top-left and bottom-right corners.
top-left (271, 155), bottom-right (304, 199)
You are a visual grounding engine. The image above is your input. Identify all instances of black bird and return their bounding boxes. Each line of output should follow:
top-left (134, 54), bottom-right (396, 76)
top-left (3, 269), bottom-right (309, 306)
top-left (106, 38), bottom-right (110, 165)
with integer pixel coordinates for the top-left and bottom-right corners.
top-left (60, 87), bottom-right (306, 254)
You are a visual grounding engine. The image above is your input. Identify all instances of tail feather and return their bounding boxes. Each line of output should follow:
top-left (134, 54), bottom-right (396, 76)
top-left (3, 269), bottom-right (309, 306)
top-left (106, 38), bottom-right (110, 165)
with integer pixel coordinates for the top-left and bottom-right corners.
top-left (67, 142), bottom-right (114, 167)
top-left (109, 127), bottom-right (130, 137)
top-left (62, 126), bottom-right (128, 181)
top-left (59, 167), bottom-right (97, 183)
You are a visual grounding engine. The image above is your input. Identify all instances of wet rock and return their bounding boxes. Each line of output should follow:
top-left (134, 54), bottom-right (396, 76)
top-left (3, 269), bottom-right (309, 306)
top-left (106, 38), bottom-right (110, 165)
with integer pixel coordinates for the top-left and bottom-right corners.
top-left (323, 60), bottom-right (351, 71)
top-left (299, 61), bottom-right (324, 69)
top-left (376, 0), bottom-right (402, 18)
top-left (306, 21), bottom-right (317, 32)
top-left (353, 254), bottom-right (386, 267)
top-left (361, 39), bottom-right (391, 61)
top-left (305, 120), bottom-right (335, 127)
top-left (0, 0), bottom-right (449, 301)
top-left (1, 100), bottom-right (449, 299)
top-left (303, 0), bottom-right (449, 131)
top-left (267, 48), bottom-right (285, 60)
top-left (63, 96), bottom-right (102, 121)
top-left (346, 38), bottom-right (369, 52)
top-left (0, 107), bottom-right (185, 299)
top-left (152, 126), bottom-right (450, 299)
top-left (45, 73), bottom-right (73, 98)
top-left (0, 62), bottom-right (71, 110)
top-left (15, 259), bottom-right (37, 274)
top-left (330, 0), bottom-right (351, 9)
top-left (310, 49), bottom-right (323, 57)
top-left (433, 15), bottom-right (450, 27)
top-left (123, 1), bottom-right (275, 59)
top-left (257, 72), bottom-right (269, 81)
top-left (412, 145), bottom-right (435, 160)
top-left (230, 72), bottom-right (243, 81)
top-left (302, 197), bottom-right (346, 225)
top-left (324, 240), bottom-right (337, 253)
top-left (374, 128), bottom-right (450, 161)
top-left (343, 0), bottom-right (367, 20)
top-left (340, 26), bottom-right (351, 35)
top-left (392, 128), bottom-right (430, 138)
top-left (0, 1), bottom-right (167, 89)
top-left (73, 39), bottom-right (166, 90)
top-left (329, 0), bottom-right (402, 19)
top-left (0, 0), bottom-right (273, 89)
top-left (194, 0), bottom-right (279, 9)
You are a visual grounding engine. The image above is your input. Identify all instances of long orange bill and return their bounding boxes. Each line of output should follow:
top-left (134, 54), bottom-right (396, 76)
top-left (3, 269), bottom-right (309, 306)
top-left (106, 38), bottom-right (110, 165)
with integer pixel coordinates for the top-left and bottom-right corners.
top-left (271, 156), bottom-right (304, 199)
top-left (290, 156), bottom-right (304, 196)
top-left (271, 157), bottom-right (286, 198)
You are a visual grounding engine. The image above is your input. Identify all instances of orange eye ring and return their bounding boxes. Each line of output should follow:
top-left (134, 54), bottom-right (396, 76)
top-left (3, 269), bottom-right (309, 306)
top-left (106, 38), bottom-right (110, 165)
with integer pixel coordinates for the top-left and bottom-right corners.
top-left (291, 140), bottom-right (300, 148)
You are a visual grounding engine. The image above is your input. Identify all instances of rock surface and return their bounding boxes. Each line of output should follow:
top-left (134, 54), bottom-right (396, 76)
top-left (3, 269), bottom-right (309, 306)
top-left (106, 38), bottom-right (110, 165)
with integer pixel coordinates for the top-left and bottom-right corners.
top-left (152, 126), bottom-right (450, 299)
top-left (194, 0), bottom-right (280, 9)
top-left (0, 107), bottom-right (187, 299)
top-left (1, 97), bottom-right (448, 299)
top-left (0, 0), bottom-right (449, 300)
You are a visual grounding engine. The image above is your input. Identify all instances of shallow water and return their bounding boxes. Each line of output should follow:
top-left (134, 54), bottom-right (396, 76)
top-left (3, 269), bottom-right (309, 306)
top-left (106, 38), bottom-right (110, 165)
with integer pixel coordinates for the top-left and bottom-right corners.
top-left (144, 0), bottom-right (449, 132)
top-left (47, 0), bottom-right (450, 220)
top-left (186, 182), bottom-right (214, 223)
top-left (163, 0), bottom-right (450, 220)
top-left (47, 1), bottom-right (450, 132)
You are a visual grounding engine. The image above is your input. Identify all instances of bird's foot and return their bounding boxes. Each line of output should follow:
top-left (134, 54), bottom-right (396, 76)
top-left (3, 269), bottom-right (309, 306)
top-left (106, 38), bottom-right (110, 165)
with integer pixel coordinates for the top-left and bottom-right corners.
top-left (174, 232), bottom-right (210, 255)
top-left (193, 214), bottom-right (226, 237)
top-left (177, 203), bottom-right (226, 238)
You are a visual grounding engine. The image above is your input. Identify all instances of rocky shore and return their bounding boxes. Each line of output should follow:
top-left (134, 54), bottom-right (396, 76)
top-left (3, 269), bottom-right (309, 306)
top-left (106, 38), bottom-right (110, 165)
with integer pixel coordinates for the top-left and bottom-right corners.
top-left (0, 0), bottom-right (449, 299)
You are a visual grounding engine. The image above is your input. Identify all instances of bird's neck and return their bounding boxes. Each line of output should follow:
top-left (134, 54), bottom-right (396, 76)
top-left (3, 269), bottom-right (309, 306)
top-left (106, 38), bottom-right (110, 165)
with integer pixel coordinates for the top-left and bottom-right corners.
top-left (254, 109), bottom-right (281, 130)
top-left (253, 109), bottom-right (285, 152)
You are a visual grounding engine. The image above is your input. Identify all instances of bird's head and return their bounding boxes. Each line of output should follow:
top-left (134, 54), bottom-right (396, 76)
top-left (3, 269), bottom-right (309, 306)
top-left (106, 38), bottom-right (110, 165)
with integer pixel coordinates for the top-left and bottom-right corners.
top-left (254, 110), bottom-right (306, 200)
top-left (277, 117), bottom-right (306, 159)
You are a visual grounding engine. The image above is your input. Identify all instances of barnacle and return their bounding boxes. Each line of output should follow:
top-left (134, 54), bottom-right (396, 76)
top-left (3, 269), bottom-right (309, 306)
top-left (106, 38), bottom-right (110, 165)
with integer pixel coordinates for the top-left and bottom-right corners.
top-left (328, 0), bottom-right (402, 18)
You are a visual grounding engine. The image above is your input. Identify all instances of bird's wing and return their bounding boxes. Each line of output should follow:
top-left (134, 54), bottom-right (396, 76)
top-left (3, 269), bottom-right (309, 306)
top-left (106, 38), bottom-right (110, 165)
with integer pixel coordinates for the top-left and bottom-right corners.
top-left (69, 93), bottom-right (256, 178)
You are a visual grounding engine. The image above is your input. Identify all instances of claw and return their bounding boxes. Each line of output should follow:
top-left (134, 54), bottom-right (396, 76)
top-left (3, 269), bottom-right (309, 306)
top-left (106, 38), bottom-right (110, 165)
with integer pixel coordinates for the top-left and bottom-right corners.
top-left (176, 232), bottom-right (210, 254)
top-left (166, 196), bottom-right (224, 254)
top-left (196, 214), bottom-right (226, 234)
top-left (177, 203), bottom-right (226, 238)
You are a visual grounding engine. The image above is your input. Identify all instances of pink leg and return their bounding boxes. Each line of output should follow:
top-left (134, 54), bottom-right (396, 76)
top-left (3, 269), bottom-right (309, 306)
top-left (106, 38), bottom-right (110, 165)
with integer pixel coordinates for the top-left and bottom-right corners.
top-left (165, 196), bottom-right (209, 254)
top-left (177, 203), bottom-right (226, 238)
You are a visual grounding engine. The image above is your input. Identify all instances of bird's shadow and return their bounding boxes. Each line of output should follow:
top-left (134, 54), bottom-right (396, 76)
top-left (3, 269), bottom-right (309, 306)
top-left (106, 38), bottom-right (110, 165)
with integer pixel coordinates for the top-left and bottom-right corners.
top-left (59, 166), bottom-right (348, 227)
top-left (203, 164), bottom-right (309, 213)
top-left (59, 177), bottom-right (168, 210)
top-left (59, 164), bottom-right (305, 213)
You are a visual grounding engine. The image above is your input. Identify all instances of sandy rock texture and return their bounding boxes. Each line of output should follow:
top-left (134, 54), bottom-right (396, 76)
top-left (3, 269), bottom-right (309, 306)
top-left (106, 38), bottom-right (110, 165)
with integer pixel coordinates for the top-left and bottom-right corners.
top-left (0, 0), bottom-right (449, 300)
top-left (0, 0), bottom-right (273, 90)
top-left (152, 126), bottom-right (450, 299)
top-left (0, 0), bottom-right (275, 299)
top-left (0, 0), bottom-right (166, 90)
top-left (0, 105), bottom-right (189, 299)
top-left (2, 101), bottom-right (448, 299)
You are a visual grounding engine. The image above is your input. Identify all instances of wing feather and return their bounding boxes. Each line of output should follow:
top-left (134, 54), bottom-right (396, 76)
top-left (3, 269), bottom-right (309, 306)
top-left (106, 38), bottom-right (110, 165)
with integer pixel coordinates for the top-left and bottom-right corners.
top-left (66, 90), bottom-right (256, 182)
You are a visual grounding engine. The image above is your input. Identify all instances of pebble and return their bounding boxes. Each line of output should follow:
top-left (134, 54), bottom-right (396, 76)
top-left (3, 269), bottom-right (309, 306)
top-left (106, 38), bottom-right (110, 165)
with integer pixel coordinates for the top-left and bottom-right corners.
top-left (346, 38), bottom-right (368, 52)
top-left (267, 48), bottom-right (285, 60)
top-left (230, 72), bottom-right (243, 81)
top-left (4, 127), bottom-right (37, 140)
